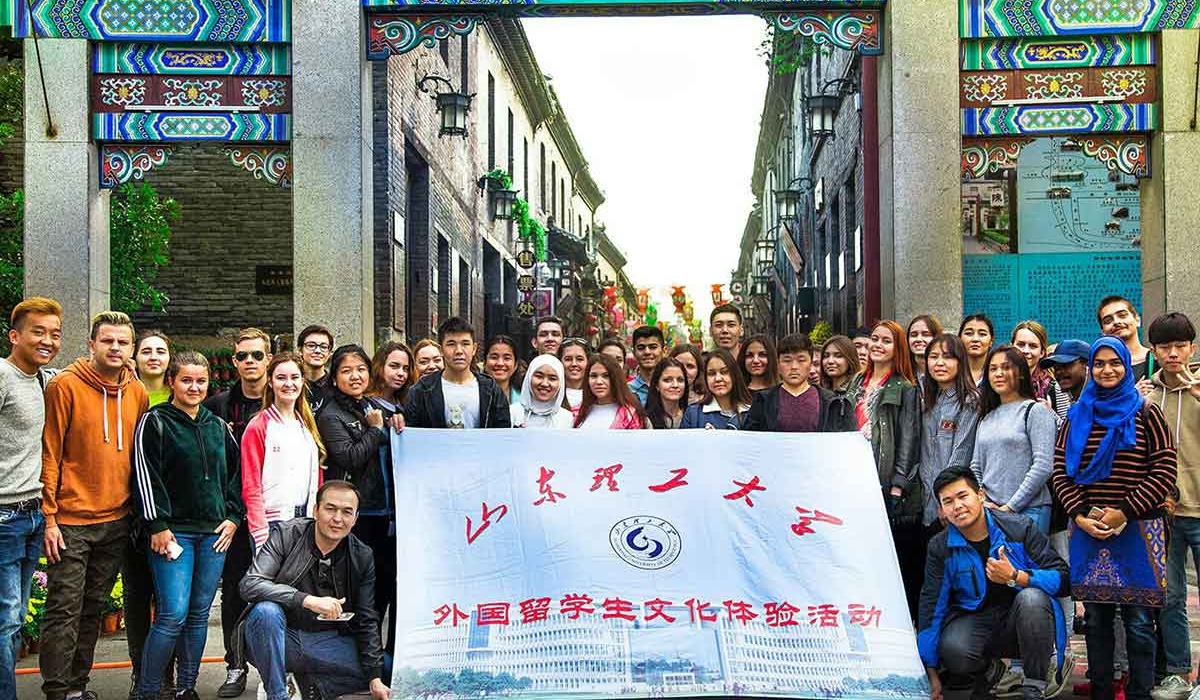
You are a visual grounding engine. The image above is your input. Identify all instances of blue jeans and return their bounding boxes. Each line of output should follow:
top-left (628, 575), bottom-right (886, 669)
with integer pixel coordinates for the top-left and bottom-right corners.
top-left (0, 506), bottom-right (42, 700)
top-left (1085, 603), bottom-right (1156, 700)
top-left (1164, 515), bottom-right (1200, 674)
top-left (139, 533), bottom-right (225, 695)
top-left (1020, 505), bottom-right (1051, 535)
top-left (244, 602), bottom-right (378, 700)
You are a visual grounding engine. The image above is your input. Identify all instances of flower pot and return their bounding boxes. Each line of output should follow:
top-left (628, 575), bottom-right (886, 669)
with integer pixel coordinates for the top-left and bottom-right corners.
top-left (101, 612), bottom-right (119, 635)
top-left (25, 639), bottom-right (40, 655)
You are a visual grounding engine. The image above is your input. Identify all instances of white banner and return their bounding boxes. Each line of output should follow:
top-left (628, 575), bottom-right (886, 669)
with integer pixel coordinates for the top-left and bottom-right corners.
top-left (390, 429), bottom-right (928, 699)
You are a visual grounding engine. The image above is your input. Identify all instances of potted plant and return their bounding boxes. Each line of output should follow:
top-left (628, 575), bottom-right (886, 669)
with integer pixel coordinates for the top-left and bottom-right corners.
top-left (22, 560), bottom-right (48, 654)
top-left (101, 576), bottom-right (124, 634)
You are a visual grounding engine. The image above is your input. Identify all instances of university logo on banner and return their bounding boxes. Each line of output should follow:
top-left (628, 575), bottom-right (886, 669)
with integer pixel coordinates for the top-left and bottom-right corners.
top-left (390, 430), bottom-right (928, 699)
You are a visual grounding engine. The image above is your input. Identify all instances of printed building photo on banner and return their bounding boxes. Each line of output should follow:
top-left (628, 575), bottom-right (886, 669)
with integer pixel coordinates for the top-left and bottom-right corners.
top-left (388, 430), bottom-right (928, 700)
top-left (961, 135), bottom-right (1144, 342)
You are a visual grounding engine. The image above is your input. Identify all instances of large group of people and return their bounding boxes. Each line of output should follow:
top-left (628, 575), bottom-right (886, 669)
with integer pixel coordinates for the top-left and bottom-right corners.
top-left (1, 292), bottom-right (1199, 700)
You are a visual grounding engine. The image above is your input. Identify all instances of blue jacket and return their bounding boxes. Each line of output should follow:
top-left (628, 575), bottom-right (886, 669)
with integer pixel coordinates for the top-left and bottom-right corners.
top-left (917, 510), bottom-right (1069, 673)
top-left (680, 399), bottom-right (749, 430)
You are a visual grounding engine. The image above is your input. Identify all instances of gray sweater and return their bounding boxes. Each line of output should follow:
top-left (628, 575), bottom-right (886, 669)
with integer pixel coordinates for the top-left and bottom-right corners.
top-left (919, 388), bottom-right (981, 525)
top-left (0, 358), bottom-right (48, 504)
top-left (969, 399), bottom-right (1058, 512)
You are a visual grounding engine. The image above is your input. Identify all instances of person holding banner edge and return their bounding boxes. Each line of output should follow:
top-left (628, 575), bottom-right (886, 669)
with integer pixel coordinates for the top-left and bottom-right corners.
top-left (919, 466), bottom-right (1069, 700)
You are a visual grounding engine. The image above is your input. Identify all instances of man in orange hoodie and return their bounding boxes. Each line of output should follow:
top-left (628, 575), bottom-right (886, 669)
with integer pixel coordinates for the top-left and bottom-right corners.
top-left (39, 311), bottom-right (148, 700)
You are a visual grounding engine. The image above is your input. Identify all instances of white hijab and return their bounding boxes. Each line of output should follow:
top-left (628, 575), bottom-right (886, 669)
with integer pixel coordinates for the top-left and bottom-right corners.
top-left (514, 355), bottom-right (571, 429)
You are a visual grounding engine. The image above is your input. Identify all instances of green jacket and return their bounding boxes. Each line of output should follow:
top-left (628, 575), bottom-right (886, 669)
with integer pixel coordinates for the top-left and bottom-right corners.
top-left (847, 372), bottom-right (922, 518)
top-left (132, 402), bottom-right (244, 535)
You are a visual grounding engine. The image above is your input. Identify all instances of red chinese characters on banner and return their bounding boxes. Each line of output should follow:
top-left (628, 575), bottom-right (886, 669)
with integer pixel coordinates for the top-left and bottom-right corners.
top-left (723, 599), bottom-right (759, 624)
top-left (601, 597), bottom-right (637, 621)
top-left (590, 463), bottom-right (623, 492)
top-left (808, 604), bottom-right (840, 627)
top-left (533, 466), bottom-right (566, 506)
top-left (465, 501), bottom-right (508, 545)
top-left (433, 604), bottom-right (469, 627)
top-left (518, 597), bottom-right (552, 623)
top-left (685, 598), bottom-right (718, 623)
top-left (559, 593), bottom-right (596, 619)
top-left (476, 602), bottom-right (510, 626)
top-left (790, 508), bottom-right (844, 537)
top-left (848, 603), bottom-right (882, 627)
top-left (723, 475), bottom-right (766, 507)
top-left (643, 598), bottom-right (677, 623)
top-left (647, 468), bottom-right (689, 493)
top-left (764, 601), bottom-right (801, 627)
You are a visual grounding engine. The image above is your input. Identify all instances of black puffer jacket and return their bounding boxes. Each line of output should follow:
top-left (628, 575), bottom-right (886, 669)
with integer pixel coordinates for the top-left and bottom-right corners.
top-left (741, 385), bottom-right (856, 433)
top-left (317, 394), bottom-right (395, 515)
top-left (235, 519), bottom-right (383, 681)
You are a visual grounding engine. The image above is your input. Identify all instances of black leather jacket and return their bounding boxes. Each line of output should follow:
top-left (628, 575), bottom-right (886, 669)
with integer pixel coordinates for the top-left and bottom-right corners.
top-left (235, 518), bottom-right (383, 680)
top-left (317, 395), bottom-right (395, 514)
top-left (846, 372), bottom-right (922, 522)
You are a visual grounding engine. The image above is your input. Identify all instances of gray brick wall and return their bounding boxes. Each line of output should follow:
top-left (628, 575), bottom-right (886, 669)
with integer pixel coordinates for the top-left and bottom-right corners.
top-left (129, 143), bottom-right (293, 338)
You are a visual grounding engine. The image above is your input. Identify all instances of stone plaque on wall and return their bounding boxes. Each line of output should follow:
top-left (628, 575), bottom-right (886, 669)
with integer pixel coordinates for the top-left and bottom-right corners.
top-left (256, 265), bottom-right (293, 296)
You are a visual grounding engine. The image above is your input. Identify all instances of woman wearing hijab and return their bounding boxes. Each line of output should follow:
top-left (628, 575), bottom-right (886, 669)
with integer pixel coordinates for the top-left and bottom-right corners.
top-left (1051, 336), bottom-right (1177, 700)
top-left (511, 355), bottom-right (573, 429)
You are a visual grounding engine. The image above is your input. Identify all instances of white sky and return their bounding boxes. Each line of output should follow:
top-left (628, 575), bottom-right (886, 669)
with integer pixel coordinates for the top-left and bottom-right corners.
top-left (523, 16), bottom-right (767, 323)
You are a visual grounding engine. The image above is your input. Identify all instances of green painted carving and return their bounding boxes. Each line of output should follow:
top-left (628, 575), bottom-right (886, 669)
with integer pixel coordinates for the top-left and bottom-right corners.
top-left (93, 42), bottom-right (291, 75)
top-left (961, 34), bottom-right (1155, 69)
top-left (961, 0), bottom-right (1200, 38)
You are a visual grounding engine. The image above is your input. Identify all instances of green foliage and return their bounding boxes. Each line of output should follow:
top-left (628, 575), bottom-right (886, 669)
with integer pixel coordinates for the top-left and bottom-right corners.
top-left (485, 169), bottom-right (547, 262)
top-left (759, 27), bottom-right (829, 75)
top-left (0, 189), bottom-right (23, 336)
top-left (809, 319), bottom-right (834, 347)
top-left (0, 58), bottom-right (21, 148)
top-left (110, 182), bottom-right (179, 314)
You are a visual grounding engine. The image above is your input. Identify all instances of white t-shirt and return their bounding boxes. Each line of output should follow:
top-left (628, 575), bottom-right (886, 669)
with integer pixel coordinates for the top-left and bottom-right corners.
top-left (578, 403), bottom-right (618, 430)
top-left (442, 376), bottom-right (480, 429)
top-left (565, 387), bottom-right (583, 410)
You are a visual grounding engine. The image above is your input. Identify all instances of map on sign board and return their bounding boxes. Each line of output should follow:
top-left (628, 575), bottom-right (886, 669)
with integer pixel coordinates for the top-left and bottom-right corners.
top-left (1017, 138), bottom-right (1140, 254)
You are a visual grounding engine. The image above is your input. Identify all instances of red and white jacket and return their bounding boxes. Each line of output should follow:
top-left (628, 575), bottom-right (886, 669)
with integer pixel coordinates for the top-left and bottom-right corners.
top-left (241, 405), bottom-right (322, 549)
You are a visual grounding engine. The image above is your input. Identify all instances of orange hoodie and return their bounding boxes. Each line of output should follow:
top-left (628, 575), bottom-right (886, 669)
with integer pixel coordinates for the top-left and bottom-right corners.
top-left (41, 358), bottom-right (149, 527)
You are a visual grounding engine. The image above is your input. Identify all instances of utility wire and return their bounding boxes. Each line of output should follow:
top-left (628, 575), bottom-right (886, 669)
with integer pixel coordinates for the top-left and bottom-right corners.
top-left (24, 0), bottom-right (56, 138)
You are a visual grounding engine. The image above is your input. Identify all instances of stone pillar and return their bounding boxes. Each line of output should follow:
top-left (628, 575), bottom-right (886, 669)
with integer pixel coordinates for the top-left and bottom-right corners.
top-left (877, 0), bottom-right (962, 325)
top-left (1140, 29), bottom-right (1200, 321)
top-left (291, 0), bottom-right (375, 349)
top-left (23, 39), bottom-right (109, 362)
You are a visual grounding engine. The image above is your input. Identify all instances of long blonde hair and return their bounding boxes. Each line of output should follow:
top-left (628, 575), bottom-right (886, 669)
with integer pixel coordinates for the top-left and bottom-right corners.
top-left (262, 352), bottom-right (326, 462)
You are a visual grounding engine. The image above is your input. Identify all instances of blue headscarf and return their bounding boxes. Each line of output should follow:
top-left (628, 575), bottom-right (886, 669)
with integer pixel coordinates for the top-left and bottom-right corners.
top-left (1063, 336), bottom-right (1144, 485)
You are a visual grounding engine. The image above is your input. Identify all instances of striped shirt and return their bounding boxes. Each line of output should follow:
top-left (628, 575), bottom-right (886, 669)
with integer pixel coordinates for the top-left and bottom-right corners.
top-left (1051, 402), bottom-right (1177, 520)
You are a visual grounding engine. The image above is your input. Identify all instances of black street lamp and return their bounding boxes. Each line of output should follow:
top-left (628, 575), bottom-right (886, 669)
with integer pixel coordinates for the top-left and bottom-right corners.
top-left (417, 74), bottom-right (472, 137)
top-left (773, 177), bottom-right (813, 222)
top-left (806, 77), bottom-right (858, 141)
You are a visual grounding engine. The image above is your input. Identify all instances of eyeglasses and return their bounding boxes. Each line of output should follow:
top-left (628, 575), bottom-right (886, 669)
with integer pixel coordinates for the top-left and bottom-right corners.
top-left (235, 350), bottom-right (266, 362)
top-left (303, 342), bottom-right (331, 353)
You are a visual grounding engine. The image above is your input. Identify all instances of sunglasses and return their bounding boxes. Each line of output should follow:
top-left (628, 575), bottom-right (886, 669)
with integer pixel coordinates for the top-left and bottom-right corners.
top-left (235, 350), bottom-right (266, 362)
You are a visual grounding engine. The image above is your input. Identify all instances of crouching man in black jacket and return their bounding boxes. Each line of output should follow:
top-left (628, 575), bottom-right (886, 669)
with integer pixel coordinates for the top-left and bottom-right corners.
top-left (236, 480), bottom-right (389, 700)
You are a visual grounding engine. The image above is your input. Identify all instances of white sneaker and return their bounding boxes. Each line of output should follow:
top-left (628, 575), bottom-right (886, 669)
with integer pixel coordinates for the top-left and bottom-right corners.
top-left (255, 674), bottom-right (303, 700)
top-left (1153, 675), bottom-right (1194, 700)
top-left (1185, 683), bottom-right (1200, 700)
top-left (995, 662), bottom-right (1025, 698)
top-left (1046, 655), bottom-right (1075, 698)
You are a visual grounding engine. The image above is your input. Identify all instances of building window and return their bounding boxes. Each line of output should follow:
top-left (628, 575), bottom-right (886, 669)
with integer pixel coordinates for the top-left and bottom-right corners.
top-left (539, 144), bottom-right (546, 211)
top-left (437, 236), bottom-right (451, 322)
top-left (438, 38), bottom-right (449, 65)
top-left (486, 73), bottom-right (495, 170)
top-left (459, 256), bottom-right (471, 318)
top-left (523, 138), bottom-right (529, 198)
top-left (506, 109), bottom-right (514, 177)
top-left (844, 173), bottom-right (858, 271)
top-left (551, 162), bottom-right (557, 221)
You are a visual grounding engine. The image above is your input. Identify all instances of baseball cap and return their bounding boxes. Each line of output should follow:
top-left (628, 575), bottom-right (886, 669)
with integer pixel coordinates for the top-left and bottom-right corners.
top-left (1038, 339), bottom-right (1090, 369)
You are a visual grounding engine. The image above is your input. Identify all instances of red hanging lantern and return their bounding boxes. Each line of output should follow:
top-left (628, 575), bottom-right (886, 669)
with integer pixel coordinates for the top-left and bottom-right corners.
top-left (584, 313), bottom-right (598, 324)
top-left (587, 325), bottom-right (600, 336)
top-left (636, 288), bottom-right (650, 313)
top-left (711, 284), bottom-right (724, 305)
top-left (603, 285), bottom-right (618, 310)
top-left (670, 285), bottom-right (686, 314)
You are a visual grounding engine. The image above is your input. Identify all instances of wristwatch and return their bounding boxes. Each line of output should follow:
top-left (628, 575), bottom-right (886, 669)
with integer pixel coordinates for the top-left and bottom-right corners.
top-left (1006, 571), bottom-right (1021, 588)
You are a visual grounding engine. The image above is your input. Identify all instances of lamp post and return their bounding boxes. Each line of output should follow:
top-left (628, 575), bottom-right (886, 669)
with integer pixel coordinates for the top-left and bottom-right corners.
top-left (806, 77), bottom-right (858, 141)
top-left (416, 74), bottom-right (473, 137)
top-left (774, 176), bottom-right (813, 222)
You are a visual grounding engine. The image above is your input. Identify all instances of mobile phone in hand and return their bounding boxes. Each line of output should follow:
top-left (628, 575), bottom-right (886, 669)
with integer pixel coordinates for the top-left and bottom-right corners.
top-left (334, 612), bottom-right (355, 622)
top-left (1087, 506), bottom-right (1106, 521)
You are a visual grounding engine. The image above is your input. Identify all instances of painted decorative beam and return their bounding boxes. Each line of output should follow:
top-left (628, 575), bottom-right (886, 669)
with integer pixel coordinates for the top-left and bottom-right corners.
top-left (363, 0), bottom-right (887, 7)
top-left (93, 43), bottom-right (291, 75)
top-left (92, 75), bottom-right (291, 113)
top-left (961, 103), bottom-right (1157, 136)
top-left (960, 0), bottom-right (1200, 38)
top-left (99, 144), bottom-right (174, 189)
top-left (962, 134), bottom-right (1149, 179)
top-left (367, 15), bottom-right (482, 59)
top-left (224, 147), bottom-right (292, 188)
top-left (763, 10), bottom-right (882, 55)
top-left (961, 34), bottom-right (1156, 70)
top-left (93, 112), bottom-right (291, 141)
top-left (961, 66), bottom-right (1157, 108)
top-left (10, 0), bottom-right (291, 42)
